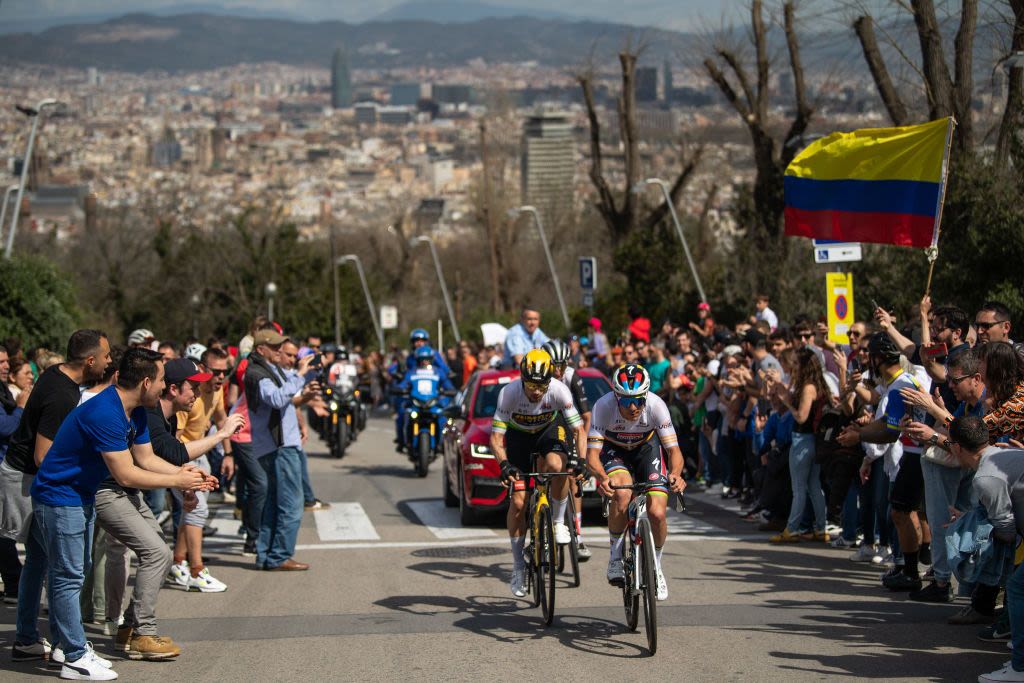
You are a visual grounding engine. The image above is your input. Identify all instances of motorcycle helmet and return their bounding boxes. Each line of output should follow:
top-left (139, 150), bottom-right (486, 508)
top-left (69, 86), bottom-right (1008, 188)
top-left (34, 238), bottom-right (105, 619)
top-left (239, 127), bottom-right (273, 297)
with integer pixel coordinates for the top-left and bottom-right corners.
top-left (541, 339), bottom-right (571, 367)
top-left (337, 345), bottom-right (350, 361)
top-left (415, 345), bottom-right (434, 366)
top-left (520, 349), bottom-right (553, 384)
top-left (612, 364), bottom-right (650, 398)
top-left (410, 328), bottom-right (430, 344)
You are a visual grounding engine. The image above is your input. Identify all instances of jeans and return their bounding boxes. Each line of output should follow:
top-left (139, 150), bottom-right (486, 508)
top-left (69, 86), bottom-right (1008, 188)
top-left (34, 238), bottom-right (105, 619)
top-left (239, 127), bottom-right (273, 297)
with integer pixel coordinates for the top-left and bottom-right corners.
top-left (144, 488), bottom-right (166, 517)
top-left (1006, 560), bottom-right (1024, 671)
top-left (840, 478), bottom-right (861, 542)
top-left (300, 449), bottom-right (315, 505)
top-left (786, 432), bottom-right (826, 533)
top-left (35, 503), bottom-right (95, 662)
top-left (859, 458), bottom-right (890, 547)
top-left (698, 429), bottom-right (714, 481)
top-left (256, 446), bottom-right (303, 568)
top-left (921, 460), bottom-right (975, 582)
top-left (235, 441), bottom-right (266, 542)
top-left (16, 514), bottom-right (55, 646)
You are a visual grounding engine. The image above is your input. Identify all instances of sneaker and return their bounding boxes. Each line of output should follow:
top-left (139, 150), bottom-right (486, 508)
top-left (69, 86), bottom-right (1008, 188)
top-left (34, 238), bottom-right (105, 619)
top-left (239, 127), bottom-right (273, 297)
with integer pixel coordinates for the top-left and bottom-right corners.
top-left (825, 523), bottom-right (843, 537)
top-left (201, 524), bottom-right (217, 538)
top-left (923, 566), bottom-right (935, 581)
top-left (850, 545), bottom-right (878, 563)
top-left (829, 536), bottom-right (856, 549)
top-left (242, 539), bottom-right (257, 557)
top-left (60, 651), bottom-right (118, 680)
top-left (12, 637), bottom-right (52, 662)
top-left (186, 567), bottom-right (227, 593)
top-left (114, 625), bottom-right (132, 653)
top-left (510, 569), bottom-right (527, 598)
top-left (127, 635), bottom-right (181, 661)
top-left (304, 499), bottom-right (330, 510)
top-left (909, 581), bottom-right (952, 603)
top-left (800, 530), bottom-right (831, 542)
top-left (607, 558), bottom-right (625, 586)
top-left (166, 561), bottom-right (189, 588)
top-left (979, 614), bottom-right (1012, 639)
top-left (576, 542), bottom-right (592, 562)
top-left (948, 605), bottom-right (996, 625)
top-left (979, 663), bottom-right (1024, 682)
top-left (553, 522), bottom-right (571, 545)
top-left (769, 529), bottom-right (801, 543)
top-left (52, 643), bottom-right (112, 668)
top-left (882, 571), bottom-right (922, 592)
top-left (102, 618), bottom-right (122, 637)
top-left (655, 568), bottom-right (668, 601)
top-left (872, 546), bottom-right (893, 565)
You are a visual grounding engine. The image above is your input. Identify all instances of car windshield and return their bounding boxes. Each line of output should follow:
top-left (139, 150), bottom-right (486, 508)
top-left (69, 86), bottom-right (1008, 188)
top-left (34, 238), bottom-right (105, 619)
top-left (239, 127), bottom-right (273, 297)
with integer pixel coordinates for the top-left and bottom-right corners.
top-left (581, 374), bottom-right (612, 405)
top-left (472, 374), bottom-right (611, 419)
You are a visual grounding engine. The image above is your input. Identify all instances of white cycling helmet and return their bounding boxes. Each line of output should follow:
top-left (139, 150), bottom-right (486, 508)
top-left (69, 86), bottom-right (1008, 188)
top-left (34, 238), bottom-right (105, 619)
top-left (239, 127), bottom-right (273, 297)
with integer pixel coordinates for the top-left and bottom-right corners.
top-left (185, 343), bottom-right (207, 363)
top-left (612, 364), bottom-right (650, 397)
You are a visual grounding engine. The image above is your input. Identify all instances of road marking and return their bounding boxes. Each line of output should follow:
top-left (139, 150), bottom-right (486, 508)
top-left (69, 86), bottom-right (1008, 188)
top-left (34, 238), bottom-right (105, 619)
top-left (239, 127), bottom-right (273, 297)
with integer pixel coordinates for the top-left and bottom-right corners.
top-left (294, 533), bottom-right (764, 551)
top-left (406, 499), bottom-right (498, 539)
top-left (314, 502), bottom-right (380, 541)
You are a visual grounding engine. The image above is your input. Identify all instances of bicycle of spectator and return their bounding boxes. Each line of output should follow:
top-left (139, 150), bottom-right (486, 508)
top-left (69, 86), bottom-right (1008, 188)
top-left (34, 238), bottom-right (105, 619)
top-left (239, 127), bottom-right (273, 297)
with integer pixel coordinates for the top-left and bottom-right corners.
top-left (604, 482), bottom-right (685, 655)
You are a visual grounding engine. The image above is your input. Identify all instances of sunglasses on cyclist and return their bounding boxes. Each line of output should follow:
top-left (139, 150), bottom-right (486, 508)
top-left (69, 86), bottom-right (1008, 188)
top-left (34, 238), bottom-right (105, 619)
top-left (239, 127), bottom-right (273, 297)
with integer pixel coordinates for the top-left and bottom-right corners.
top-left (617, 396), bottom-right (646, 409)
top-left (523, 380), bottom-right (549, 392)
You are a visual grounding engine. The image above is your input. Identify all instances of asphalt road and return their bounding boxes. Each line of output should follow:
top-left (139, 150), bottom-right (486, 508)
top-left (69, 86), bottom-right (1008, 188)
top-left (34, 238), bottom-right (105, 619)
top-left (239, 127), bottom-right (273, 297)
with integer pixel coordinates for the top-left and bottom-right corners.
top-left (0, 415), bottom-right (1006, 681)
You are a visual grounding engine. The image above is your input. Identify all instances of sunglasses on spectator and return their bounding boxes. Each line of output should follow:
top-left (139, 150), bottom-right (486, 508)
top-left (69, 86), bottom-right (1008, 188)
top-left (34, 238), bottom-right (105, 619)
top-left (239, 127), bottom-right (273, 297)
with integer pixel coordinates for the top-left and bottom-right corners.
top-left (976, 320), bottom-right (1007, 331)
top-left (209, 368), bottom-right (229, 376)
top-left (617, 396), bottom-right (646, 408)
top-left (848, 331), bottom-right (862, 338)
top-left (523, 380), bottom-right (549, 392)
top-left (949, 373), bottom-right (977, 385)
top-left (797, 332), bottom-right (813, 339)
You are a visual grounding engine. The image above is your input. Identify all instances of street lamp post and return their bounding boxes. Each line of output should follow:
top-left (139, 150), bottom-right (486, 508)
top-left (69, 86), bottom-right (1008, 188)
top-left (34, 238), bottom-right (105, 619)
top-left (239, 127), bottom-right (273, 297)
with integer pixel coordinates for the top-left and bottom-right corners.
top-left (7, 99), bottom-right (60, 259)
top-left (508, 206), bottom-right (571, 330)
top-left (265, 281), bottom-right (278, 321)
top-left (0, 185), bottom-right (17, 249)
top-left (338, 254), bottom-right (385, 352)
top-left (633, 178), bottom-right (708, 304)
top-left (412, 235), bottom-right (461, 343)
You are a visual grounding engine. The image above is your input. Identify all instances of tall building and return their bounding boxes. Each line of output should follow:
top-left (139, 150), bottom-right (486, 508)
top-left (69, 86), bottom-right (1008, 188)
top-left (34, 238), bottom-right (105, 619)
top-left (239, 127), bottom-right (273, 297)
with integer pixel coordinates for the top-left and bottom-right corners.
top-left (390, 82), bottom-right (421, 106)
top-left (331, 48), bottom-right (352, 108)
top-left (663, 60), bottom-right (673, 104)
top-left (520, 112), bottom-right (575, 211)
top-left (636, 66), bottom-right (658, 103)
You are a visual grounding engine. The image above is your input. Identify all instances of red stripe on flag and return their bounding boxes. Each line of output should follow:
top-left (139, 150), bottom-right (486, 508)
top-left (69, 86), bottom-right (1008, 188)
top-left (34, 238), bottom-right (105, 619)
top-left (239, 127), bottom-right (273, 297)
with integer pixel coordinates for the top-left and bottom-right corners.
top-left (783, 207), bottom-right (935, 248)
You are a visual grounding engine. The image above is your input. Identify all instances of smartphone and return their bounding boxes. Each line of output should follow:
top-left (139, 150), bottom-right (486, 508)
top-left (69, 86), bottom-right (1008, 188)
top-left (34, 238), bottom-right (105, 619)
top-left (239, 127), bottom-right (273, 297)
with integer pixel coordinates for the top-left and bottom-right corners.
top-left (309, 353), bottom-right (322, 367)
top-left (922, 342), bottom-right (948, 359)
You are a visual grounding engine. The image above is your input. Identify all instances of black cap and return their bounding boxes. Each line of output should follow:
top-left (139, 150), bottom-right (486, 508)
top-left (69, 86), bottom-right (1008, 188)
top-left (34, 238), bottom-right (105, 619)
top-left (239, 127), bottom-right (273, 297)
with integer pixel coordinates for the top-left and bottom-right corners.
top-left (165, 358), bottom-right (211, 385)
top-left (743, 329), bottom-right (766, 346)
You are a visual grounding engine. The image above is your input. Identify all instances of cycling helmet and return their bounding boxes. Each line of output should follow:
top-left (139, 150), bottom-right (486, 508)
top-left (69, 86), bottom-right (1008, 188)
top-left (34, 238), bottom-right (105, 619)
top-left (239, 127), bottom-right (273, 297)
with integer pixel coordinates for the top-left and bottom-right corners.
top-left (185, 343), bottom-right (207, 364)
top-left (867, 332), bottom-right (901, 364)
top-left (414, 345), bottom-right (434, 364)
top-left (612, 364), bottom-right (650, 397)
top-left (337, 345), bottom-right (349, 361)
top-left (410, 328), bottom-right (430, 344)
top-left (541, 339), bottom-right (571, 366)
top-left (520, 349), bottom-right (553, 384)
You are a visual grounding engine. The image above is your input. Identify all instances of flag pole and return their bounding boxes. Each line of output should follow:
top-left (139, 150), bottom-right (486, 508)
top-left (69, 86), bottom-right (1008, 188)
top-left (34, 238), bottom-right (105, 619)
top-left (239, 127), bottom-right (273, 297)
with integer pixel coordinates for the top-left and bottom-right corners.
top-left (924, 116), bottom-right (957, 296)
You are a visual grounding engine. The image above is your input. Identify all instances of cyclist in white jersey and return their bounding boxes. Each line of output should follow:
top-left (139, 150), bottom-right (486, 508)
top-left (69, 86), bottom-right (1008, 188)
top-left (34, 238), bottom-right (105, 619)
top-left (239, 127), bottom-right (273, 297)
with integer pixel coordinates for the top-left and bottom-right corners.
top-left (491, 349), bottom-right (586, 597)
top-left (543, 338), bottom-right (593, 561)
top-left (586, 364), bottom-right (685, 601)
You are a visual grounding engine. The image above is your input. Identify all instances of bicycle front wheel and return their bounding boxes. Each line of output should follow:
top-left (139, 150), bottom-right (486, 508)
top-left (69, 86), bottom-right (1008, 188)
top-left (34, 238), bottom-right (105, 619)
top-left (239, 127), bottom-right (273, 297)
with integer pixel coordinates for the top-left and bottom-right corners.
top-left (565, 497), bottom-right (580, 587)
top-left (622, 531), bottom-right (640, 632)
top-left (638, 518), bottom-right (658, 655)
top-left (538, 505), bottom-right (557, 626)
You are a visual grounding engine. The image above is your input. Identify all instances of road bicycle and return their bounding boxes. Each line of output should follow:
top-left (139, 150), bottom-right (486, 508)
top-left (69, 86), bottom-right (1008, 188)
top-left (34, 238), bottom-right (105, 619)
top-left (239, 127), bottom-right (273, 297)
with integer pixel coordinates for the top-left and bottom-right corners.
top-left (604, 482), bottom-right (685, 655)
top-left (555, 483), bottom-right (582, 587)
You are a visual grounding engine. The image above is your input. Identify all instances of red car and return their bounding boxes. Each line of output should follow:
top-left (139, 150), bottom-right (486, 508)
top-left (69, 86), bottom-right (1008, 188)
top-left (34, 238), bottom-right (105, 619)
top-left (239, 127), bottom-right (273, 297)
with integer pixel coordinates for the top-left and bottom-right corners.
top-left (441, 367), bottom-right (613, 525)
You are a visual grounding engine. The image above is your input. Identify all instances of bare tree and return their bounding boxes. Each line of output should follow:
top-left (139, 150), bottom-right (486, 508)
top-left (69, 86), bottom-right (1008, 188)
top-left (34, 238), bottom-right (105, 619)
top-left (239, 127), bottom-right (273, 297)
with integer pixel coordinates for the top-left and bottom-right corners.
top-left (996, 0), bottom-right (1024, 168)
top-left (702, 0), bottom-right (813, 239)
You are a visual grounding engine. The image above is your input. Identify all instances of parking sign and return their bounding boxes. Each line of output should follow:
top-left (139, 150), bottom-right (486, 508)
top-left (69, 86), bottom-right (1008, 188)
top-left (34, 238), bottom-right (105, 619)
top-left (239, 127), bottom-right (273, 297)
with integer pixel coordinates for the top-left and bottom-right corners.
top-left (579, 257), bottom-right (596, 290)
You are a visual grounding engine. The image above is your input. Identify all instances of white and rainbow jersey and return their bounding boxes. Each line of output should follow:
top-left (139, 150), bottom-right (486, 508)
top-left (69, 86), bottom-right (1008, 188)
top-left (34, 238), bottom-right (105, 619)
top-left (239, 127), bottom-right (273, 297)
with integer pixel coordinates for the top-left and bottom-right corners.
top-left (587, 392), bottom-right (677, 451)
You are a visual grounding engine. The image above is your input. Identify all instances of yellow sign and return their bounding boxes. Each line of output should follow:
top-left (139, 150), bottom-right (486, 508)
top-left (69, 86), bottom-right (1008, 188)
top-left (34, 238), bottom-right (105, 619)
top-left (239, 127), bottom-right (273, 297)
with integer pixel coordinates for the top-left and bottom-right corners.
top-left (826, 272), bottom-right (854, 344)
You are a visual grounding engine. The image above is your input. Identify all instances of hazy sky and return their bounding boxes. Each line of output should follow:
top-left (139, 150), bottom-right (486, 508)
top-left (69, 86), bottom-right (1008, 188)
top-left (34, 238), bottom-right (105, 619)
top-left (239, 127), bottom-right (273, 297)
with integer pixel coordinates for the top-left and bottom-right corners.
top-left (0, 0), bottom-right (769, 30)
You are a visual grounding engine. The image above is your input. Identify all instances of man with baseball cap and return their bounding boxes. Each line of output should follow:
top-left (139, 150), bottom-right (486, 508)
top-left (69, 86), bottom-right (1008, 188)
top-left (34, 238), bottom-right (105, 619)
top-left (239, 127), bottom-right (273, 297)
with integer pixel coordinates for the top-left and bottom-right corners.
top-left (244, 328), bottom-right (319, 571)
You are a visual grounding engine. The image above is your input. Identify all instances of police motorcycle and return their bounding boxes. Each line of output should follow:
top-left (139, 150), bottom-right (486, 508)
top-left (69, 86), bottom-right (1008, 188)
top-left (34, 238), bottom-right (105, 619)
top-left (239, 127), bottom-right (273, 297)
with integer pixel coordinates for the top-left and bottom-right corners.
top-left (395, 346), bottom-right (456, 477)
top-left (323, 347), bottom-right (366, 459)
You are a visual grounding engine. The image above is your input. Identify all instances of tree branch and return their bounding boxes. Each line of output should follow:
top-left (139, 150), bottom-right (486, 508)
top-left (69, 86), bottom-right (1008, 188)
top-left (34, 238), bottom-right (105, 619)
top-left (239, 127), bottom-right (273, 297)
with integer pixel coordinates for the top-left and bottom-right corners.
top-left (996, 0), bottom-right (1024, 169)
top-left (577, 73), bottom-right (620, 230)
top-left (781, 1), bottom-right (813, 164)
top-left (718, 49), bottom-right (756, 114)
top-left (952, 0), bottom-right (978, 153)
top-left (704, 58), bottom-right (753, 122)
top-left (910, 0), bottom-right (955, 118)
top-left (853, 14), bottom-right (911, 126)
top-left (752, 0), bottom-right (769, 122)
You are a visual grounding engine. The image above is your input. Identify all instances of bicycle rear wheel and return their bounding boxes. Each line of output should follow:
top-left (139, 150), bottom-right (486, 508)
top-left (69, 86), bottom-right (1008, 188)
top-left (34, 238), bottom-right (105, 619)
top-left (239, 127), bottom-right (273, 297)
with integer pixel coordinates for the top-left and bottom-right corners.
top-left (529, 505), bottom-right (541, 608)
top-left (565, 496), bottom-right (580, 587)
top-left (622, 531), bottom-right (640, 632)
top-left (538, 505), bottom-right (557, 626)
top-left (638, 518), bottom-right (658, 655)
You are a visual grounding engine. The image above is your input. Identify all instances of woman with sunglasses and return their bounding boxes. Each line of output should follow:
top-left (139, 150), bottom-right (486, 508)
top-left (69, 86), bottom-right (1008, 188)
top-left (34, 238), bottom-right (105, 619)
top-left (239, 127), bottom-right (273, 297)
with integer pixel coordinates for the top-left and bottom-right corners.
top-left (586, 364), bottom-right (686, 602)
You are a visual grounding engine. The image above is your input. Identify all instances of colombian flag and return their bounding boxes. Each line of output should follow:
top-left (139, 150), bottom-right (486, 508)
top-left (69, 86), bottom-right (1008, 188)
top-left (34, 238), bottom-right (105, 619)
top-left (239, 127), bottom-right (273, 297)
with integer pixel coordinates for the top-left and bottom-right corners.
top-left (784, 118), bottom-right (954, 249)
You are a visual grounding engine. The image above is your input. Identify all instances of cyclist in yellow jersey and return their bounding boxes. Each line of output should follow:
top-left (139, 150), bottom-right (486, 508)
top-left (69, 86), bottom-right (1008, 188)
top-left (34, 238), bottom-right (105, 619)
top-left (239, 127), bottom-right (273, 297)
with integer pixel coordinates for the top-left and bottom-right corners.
top-left (586, 364), bottom-right (685, 601)
top-left (491, 349), bottom-right (586, 597)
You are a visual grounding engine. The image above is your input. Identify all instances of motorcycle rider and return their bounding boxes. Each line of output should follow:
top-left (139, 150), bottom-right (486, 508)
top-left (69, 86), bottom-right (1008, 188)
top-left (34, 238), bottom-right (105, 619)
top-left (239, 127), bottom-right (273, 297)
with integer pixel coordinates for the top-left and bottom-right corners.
top-left (395, 330), bottom-right (451, 450)
top-left (396, 346), bottom-right (455, 454)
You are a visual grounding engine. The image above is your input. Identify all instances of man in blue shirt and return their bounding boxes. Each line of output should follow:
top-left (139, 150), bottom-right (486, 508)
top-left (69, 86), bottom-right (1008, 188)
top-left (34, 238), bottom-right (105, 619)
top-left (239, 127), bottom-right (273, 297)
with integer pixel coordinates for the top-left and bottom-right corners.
top-left (503, 307), bottom-right (550, 369)
top-left (31, 348), bottom-right (211, 681)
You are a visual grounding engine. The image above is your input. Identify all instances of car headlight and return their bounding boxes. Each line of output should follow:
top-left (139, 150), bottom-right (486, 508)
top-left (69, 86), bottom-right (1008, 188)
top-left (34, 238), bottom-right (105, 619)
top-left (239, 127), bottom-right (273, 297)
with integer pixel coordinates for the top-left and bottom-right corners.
top-left (329, 401), bottom-right (338, 411)
top-left (470, 443), bottom-right (494, 459)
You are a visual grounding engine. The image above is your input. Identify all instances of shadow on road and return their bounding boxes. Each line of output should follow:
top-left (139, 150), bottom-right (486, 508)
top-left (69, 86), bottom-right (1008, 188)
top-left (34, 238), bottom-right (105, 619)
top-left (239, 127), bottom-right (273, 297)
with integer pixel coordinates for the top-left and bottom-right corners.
top-left (374, 593), bottom-right (648, 657)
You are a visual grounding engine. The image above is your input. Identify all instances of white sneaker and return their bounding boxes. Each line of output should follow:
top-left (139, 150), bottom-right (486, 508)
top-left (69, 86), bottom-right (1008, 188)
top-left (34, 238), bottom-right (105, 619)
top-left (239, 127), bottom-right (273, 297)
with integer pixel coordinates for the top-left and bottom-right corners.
top-left (102, 616), bottom-right (123, 637)
top-left (655, 568), bottom-right (668, 601)
top-left (979, 663), bottom-right (1024, 682)
top-left (829, 536), bottom-right (855, 549)
top-left (166, 561), bottom-right (189, 588)
top-left (61, 651), bottom-right (118, 680)
top-left (607, 558), bottom-right (624, 586)
top-left (553, 522), bottom-right (571, 545)
top-left (872, 547), bottom-right (893, 565)
top-left (186, 567), bottom-right (227, 593)
top-left (850, 545), bottom-right (878, 563)
top-left (51, 643), bottom-right (112, 669)
top-left (510, 568), bottom-right (527, 598)
top-left (12, 637), bottom-right (51, 662)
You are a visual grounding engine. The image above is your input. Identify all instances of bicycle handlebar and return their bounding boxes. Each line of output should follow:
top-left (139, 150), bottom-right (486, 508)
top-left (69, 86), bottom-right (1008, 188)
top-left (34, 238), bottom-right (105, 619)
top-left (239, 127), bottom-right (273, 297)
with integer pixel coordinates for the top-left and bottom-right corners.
top-left (607, 483), bottom-right (686, 512)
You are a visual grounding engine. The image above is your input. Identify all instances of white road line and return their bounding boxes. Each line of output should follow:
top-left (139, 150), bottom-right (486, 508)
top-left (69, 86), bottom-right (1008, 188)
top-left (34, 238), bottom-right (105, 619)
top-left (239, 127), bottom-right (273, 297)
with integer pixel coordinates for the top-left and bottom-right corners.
top-left (294, 533), bottom-right (764, 551)
top-left (406, 499), bottom-right (498, 539)
top-left (314, 502), bottom-right (380, 541)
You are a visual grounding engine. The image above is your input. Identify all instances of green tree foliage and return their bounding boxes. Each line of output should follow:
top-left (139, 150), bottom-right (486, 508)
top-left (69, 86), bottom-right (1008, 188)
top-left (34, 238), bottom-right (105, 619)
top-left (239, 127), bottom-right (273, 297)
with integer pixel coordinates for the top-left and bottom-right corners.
top-left (0, 255), bottom-right (79, 349)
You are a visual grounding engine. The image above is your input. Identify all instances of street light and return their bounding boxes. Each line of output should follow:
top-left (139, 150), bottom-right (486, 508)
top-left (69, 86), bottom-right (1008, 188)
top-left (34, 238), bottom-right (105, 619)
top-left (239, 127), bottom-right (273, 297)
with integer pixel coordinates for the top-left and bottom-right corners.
top-left (632, 178), bottom-right (708, 304)
top-left (0, 185), bottom-right (17, 250)
top-left (411, 235), bottom-right (461, 343)
top-left (265, 281), bottom-right (278, 321)
top-left (338, 254), bottom-right (385, 352)
top-left (7, 99), bottom-right (60, 259)
top-left (507, 206), bottom-right (571, 330)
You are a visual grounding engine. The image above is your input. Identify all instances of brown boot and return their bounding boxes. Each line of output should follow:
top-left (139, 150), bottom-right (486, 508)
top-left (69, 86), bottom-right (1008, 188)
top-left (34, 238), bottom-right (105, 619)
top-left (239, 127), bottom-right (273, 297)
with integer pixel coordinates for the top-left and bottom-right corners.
top-left (115, 625), bottom-right (133, 653)
top-left (127, 634), bottom-right (182, 661)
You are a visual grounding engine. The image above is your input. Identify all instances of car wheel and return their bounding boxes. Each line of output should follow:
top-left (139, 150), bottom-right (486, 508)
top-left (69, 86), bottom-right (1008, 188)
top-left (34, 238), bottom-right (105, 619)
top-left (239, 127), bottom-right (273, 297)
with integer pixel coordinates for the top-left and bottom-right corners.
top-left (458, 462), bottom-right (479, 526)
top-left (442, 449), bottom-right (458, 508)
